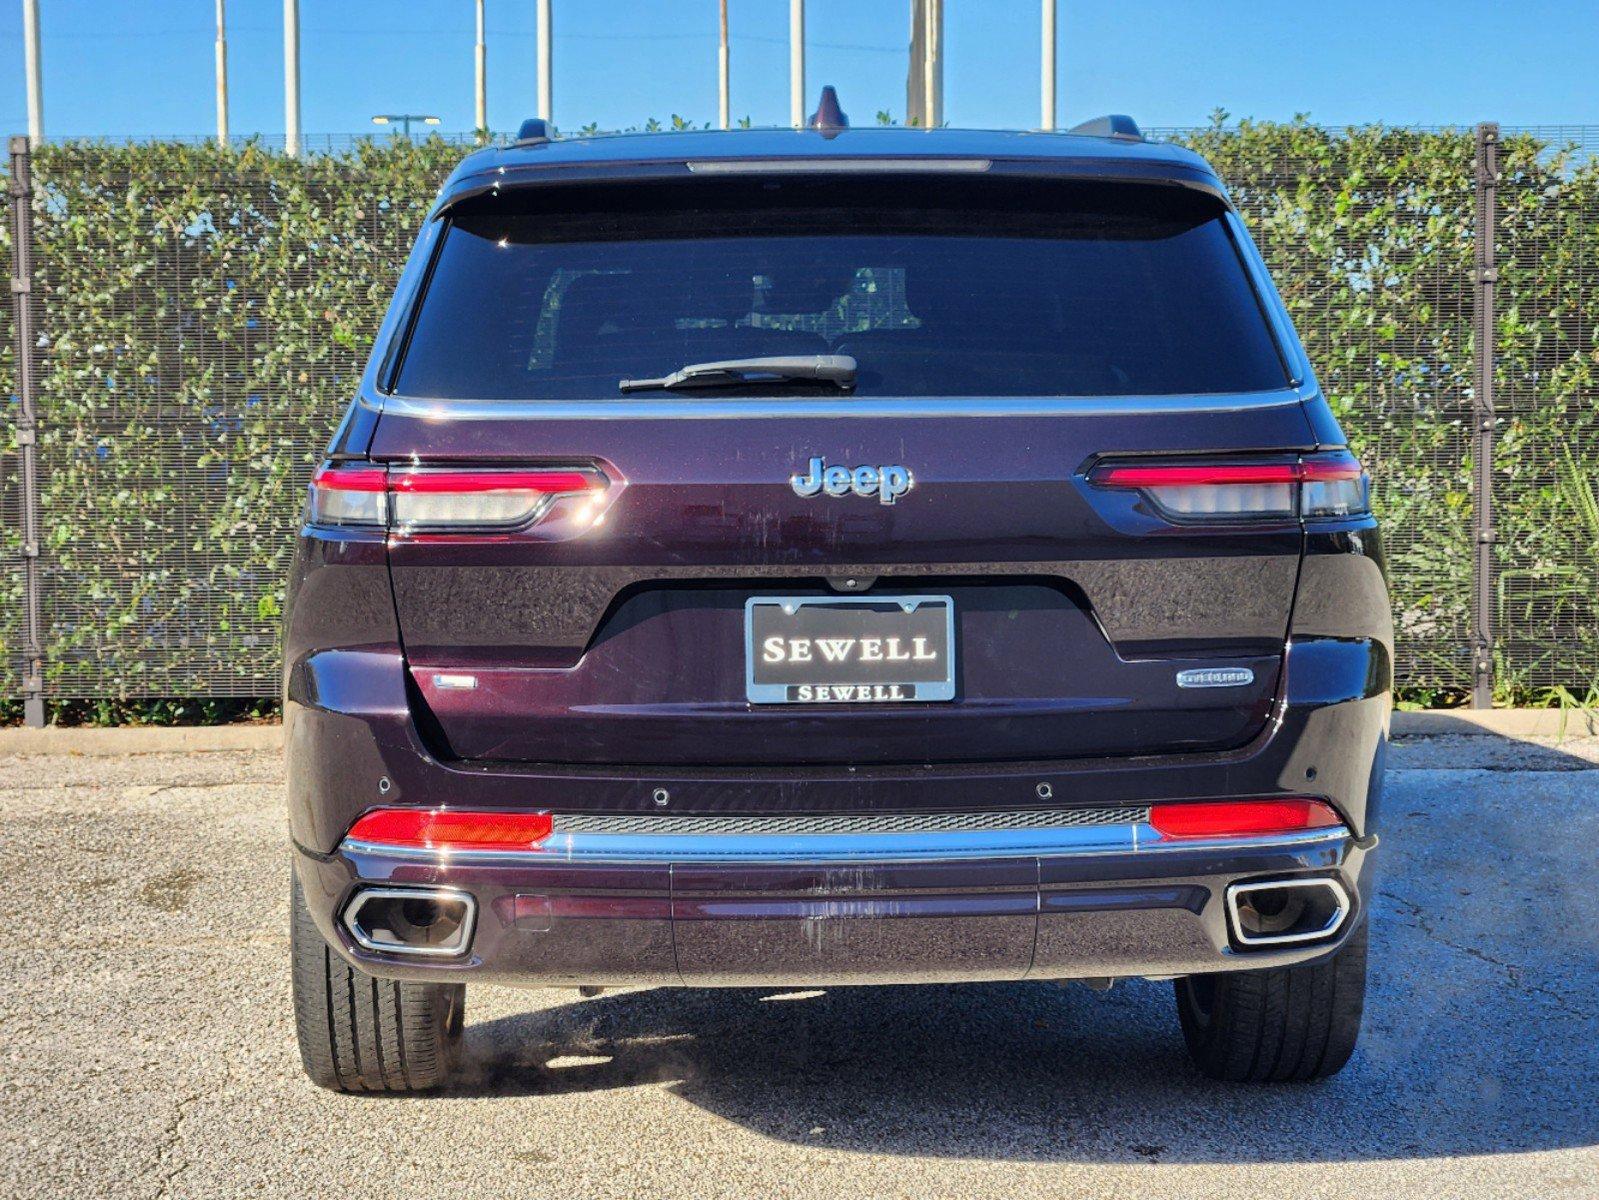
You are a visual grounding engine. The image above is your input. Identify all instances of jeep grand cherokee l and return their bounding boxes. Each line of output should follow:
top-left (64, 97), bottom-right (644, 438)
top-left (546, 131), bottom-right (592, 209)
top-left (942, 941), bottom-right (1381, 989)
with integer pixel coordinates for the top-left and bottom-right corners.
top-left (286, 111), bottom-right (1390, 1092)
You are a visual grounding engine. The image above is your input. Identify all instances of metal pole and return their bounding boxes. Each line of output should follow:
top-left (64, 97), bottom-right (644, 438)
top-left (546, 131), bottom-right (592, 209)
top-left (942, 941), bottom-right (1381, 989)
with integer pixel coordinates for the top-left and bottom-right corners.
top-left (923, 0), bottom-right (942, 128)
top-left (475, 0), bottom-right (488, 137)
top-left (789, 0), bottom-right (804, 127)
top-left (22, 0), bottom-right (44, 143)
top-left (215, 0), bottom-right (230, 147)
top-left (718, 0), bottom-right (730, 131)
top-left (907, 0), bottom-right (923, 127)
top-left (8, 137), bottom-right (46, 727)
top-left (1471, 122), bottom-right (1499, 709)
top-left (283, 0), bottom-right (301, 157)
top-left (907, 0), bottom-right (942, 128)
top-left (1041, 0), bottom-right (1056, 130)
top-left (537, 0), bottom-right (552, 123)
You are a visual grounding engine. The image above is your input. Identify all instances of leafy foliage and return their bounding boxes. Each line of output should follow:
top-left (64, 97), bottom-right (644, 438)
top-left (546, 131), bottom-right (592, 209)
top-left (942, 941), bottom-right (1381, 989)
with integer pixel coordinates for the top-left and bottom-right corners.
top-left (2, 124), bottom-right (1598, 703)
top-left (14, 137), bottom-right (461, 696)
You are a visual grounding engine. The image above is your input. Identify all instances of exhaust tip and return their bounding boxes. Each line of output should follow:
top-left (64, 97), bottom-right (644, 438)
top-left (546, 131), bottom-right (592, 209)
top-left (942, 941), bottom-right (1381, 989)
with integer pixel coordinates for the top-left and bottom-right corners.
top-left (1225, 878), bottom-right (1349, 948)
top-left (342, 887), bottom-right (477, 958)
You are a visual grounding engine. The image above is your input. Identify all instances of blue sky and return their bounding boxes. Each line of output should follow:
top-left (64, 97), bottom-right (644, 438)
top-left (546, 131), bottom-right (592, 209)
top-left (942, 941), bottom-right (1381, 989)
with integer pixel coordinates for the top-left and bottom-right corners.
top-left (2, 0), bottom-right (1596, 138)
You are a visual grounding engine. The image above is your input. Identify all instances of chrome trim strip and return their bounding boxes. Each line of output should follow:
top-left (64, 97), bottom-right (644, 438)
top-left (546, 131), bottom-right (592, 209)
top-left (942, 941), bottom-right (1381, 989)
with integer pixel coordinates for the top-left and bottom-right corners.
top-left (366, 387), bottom-right (1315, 423)
top-left (1224, 876), bottom-right (1350, 946)
top-left (341, 824), bottom-right (1346, 866)
top-left (341, 886), bottom-right (478, 958)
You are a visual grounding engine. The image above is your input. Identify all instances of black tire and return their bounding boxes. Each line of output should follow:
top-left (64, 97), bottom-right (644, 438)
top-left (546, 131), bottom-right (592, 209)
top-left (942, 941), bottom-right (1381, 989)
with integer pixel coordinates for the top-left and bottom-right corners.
top-left (290, 872), bottom-right (465, 1093)
top-left (1174, 918), bottom-right (1367, 1083)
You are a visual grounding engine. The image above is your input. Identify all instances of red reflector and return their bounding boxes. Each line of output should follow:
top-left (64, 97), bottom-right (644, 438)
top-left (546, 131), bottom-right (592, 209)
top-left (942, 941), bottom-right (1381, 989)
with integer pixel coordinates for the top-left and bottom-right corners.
top-left (389, 470), bottom-right (599, 495)
top-left (1147, 800), bottom-right (1344, 840)
top-left (312, 466), bottom-right (387, 492)
top-left (345, 808), bottom-right (554, 851)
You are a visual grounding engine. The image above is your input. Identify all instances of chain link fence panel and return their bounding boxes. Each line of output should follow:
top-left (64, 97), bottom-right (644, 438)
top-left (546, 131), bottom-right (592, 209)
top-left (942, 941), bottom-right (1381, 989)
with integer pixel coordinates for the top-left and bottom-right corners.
top-left (4, 126), bottom-right (1599, 701)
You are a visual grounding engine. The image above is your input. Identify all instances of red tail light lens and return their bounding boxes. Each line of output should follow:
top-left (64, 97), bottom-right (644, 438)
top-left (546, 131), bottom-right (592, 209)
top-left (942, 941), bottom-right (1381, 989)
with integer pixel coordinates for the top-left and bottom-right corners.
top-left (1147, 799), bottom-right (1345, 840)
top-left (345, 808), bottom-right (554, 852)
top-left (306, 465), bottom-right (607, 533)
top-left (1089, 452), bottom-right (1368, 520)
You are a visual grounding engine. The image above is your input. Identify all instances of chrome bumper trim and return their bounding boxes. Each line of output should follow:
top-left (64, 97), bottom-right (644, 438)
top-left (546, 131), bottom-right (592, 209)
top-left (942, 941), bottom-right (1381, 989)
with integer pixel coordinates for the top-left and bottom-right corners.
top-left (341, 823), bottom-right (1347, 865)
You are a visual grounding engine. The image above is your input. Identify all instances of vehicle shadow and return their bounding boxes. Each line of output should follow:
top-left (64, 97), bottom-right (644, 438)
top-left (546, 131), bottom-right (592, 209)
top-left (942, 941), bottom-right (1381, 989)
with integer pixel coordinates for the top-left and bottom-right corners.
top-left (447, 733), bottom-right (1599, 1164)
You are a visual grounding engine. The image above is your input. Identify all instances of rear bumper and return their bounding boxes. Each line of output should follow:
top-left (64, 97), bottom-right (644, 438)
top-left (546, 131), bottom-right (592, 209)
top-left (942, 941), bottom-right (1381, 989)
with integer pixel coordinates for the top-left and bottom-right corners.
top-left (293, 821), bottom-right (1373, 987)
top-left (288, 633), bottom-right (1387, 987)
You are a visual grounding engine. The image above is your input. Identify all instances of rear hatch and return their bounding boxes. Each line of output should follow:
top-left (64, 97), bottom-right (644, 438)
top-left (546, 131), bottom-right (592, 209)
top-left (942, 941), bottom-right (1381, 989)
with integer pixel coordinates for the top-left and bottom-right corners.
top-left (370, 171), bottom-right (1317, 766)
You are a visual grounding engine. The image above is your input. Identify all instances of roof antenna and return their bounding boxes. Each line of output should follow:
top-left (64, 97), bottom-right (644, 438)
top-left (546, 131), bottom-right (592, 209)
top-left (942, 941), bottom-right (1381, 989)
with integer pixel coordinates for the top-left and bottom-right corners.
top-left (807, 85), bottom-right (849, 137)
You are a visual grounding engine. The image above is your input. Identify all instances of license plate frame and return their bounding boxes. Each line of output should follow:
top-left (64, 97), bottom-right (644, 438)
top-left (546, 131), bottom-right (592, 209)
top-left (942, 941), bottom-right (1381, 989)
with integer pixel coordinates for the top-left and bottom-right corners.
top-left (744, 594), bottom-right (956, 705)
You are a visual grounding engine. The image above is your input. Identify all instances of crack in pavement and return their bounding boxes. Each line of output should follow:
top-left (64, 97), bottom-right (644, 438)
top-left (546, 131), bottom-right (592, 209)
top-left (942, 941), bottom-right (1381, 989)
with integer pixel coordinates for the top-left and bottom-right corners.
top-left (1378, 889), bottom-right (1590, 1022)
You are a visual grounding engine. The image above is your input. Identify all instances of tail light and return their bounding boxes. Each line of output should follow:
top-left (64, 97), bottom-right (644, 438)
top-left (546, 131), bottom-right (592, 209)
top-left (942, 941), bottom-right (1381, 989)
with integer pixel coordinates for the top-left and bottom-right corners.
top-left (344, 807), bottom-right (554, 852)
top-left (1147, 799), bottom-right (1344, 840)
top-left (309, 465), bottom-right (607, 534)
top-left (1089, 452), bottom-right (1369, 521)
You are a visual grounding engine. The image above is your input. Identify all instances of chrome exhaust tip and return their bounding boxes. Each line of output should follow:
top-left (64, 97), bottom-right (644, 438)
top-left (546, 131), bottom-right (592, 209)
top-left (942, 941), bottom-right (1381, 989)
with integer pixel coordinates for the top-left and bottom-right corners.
top-left (1225, 877), bottom-right (1349, 948)
top-left (342, 887), bottom-right (477, 958)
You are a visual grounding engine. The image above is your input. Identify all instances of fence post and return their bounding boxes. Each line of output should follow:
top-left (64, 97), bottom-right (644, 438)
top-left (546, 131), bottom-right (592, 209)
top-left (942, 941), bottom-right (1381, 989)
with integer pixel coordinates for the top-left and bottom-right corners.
top-left (1471, 122), bottom-right (1499, 709)
top-left (7, 136), bottom-right (45, 727)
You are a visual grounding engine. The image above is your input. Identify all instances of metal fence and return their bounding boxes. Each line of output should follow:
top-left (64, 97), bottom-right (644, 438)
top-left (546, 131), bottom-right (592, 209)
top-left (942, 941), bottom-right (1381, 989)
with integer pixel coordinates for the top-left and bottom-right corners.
top-left (4, 125), bottom-right (1599, 717)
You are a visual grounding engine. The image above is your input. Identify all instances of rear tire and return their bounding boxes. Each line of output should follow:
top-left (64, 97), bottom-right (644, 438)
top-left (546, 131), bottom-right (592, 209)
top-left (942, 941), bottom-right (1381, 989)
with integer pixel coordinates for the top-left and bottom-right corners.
top-left (1174, 919), bottom-right (1367, 1082)
top-left (290, 872), bottom-right (465, 1092)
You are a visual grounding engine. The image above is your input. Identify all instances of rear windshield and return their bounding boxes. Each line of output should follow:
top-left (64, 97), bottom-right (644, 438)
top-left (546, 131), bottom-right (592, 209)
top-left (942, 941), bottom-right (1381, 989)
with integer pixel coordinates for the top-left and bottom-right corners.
top-left (394, 179), bottom-right (1290, 399)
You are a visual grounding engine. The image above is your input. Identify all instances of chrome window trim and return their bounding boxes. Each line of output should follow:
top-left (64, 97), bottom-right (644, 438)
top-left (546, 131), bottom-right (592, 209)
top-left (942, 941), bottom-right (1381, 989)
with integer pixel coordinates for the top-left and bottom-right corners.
top-left (341, 823), bottom-right (1347, 866)
top-left (365, 384), bottom-right (1318, 423)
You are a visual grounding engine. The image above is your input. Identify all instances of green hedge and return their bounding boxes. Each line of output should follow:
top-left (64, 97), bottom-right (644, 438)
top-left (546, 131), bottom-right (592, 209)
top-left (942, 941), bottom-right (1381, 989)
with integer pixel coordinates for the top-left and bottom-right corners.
top-left (3, 124), bottom-right (1598, 701)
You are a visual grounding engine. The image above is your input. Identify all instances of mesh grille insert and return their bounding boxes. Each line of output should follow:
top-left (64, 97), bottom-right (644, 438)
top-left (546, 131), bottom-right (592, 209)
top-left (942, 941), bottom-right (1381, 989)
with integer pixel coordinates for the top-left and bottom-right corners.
top-left (552, 807), bottom-right (1149, 836)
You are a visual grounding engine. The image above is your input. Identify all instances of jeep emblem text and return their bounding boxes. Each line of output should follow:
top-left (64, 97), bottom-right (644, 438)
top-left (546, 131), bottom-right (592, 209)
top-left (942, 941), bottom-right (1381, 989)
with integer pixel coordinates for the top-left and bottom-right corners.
top-left (791, 457), bottom-right (913, 505)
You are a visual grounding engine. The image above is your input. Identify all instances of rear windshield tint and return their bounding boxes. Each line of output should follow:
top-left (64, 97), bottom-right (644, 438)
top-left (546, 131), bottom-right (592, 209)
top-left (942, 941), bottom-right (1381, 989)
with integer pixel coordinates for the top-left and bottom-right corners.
top-left (394, 179), bottom-right (1290, 399)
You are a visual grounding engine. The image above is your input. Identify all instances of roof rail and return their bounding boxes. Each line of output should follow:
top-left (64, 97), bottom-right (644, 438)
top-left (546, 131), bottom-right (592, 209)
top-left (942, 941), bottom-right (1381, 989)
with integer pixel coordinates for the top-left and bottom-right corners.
top-left (516, 117), bottom-right (552, 145)
top-left (1067, 114), bottom-right (1143, 142)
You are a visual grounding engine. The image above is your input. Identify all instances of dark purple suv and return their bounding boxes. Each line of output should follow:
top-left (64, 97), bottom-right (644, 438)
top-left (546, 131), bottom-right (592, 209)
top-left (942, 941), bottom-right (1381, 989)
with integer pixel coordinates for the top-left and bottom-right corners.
top-left (286, 113), bottom-right (1390, 1093)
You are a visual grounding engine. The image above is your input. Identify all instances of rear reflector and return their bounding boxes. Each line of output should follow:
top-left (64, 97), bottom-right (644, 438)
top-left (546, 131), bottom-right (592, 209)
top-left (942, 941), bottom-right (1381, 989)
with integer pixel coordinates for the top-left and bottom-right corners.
top-left (1090, 452), bottom-right (1368, 520)
top-left (1147, 799), bottom-right (1344, 840)
top-left (307, 465), bottom-right (606, 533)
top-left (345, 808), bottom-right (554, 852)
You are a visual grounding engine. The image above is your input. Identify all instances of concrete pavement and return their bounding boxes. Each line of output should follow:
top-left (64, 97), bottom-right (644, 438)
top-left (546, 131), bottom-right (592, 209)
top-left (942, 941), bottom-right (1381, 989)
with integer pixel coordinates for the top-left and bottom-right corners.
top-left (1, 736), bottom-right (1595, 1199)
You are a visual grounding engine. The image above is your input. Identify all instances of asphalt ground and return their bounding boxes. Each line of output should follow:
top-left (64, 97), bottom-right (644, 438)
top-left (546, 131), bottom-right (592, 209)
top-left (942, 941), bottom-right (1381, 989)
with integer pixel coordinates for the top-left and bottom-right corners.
top-left (2, 735), bottom-right (1596, 1199)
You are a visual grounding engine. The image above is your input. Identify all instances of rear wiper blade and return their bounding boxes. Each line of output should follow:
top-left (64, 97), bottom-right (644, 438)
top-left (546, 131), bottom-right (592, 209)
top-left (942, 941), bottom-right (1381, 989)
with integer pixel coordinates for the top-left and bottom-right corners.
top-left (619, 354), bottom-right (857, 394)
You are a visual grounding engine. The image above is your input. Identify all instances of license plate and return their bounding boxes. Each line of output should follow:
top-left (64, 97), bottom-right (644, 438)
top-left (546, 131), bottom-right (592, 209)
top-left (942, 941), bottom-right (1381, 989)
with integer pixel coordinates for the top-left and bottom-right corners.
top-left (744, 595), bottom-right (956, 704)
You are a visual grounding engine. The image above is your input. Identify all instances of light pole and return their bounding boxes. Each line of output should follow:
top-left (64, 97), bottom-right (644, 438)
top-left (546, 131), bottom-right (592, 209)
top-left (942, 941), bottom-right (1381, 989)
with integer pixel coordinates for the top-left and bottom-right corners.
top-left (283, 0), bottom-right (301, 157)
top-left (1041, 0), bottom-right (1056, 130)
top-left (718, 0), bottom-right (730, 131)
top-left (371, 114), bottom-right (443, 138)
top-left (22, 0), bottom-right (43, 142)
top-left (908, 0), bottom-right (942, 128)
top-left (474, 0), bottom-right (487, 139)
top-left (216, 0), bottom-right (230, 147)
top-left (537, 0), bottom-right (552, 123)
top-left (789, 0), bottom-right (804, 127)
